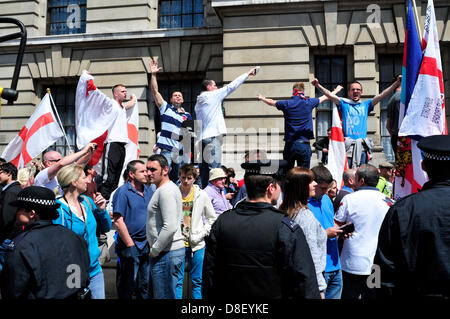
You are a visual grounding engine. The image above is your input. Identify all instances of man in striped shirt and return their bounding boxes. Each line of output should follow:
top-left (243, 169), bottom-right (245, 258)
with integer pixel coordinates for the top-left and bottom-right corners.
top-left (150, 60), bottom-right (193, 182)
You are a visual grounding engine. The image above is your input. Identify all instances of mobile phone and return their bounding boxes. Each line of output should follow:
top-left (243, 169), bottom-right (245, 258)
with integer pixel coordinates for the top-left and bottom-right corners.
top-left (252, 66), bottom-right (260, 75)
top-left (339, 222), bottom-right (355, 235)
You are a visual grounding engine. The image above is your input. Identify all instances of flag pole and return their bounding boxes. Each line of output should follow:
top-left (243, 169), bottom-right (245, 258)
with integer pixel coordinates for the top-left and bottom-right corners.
top-left (46, 88), bottom-right (72, 153)
top-left (412, 0), bottom-right (423, 40)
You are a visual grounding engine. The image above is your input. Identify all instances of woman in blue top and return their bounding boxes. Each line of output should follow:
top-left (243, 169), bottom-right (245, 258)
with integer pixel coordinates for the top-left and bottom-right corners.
top-left (54, 164), bottom-right (111, 299)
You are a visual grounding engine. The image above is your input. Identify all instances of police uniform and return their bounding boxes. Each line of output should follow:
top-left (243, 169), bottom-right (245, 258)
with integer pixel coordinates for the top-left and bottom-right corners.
top-left (374, 135), bottom-right (450, 299)
top-left (376, 162), bottom-right (394, 198)
top-left (0, 187), bottom-right (90, 299)
top-left (202, 160), bottom-right (320, 299)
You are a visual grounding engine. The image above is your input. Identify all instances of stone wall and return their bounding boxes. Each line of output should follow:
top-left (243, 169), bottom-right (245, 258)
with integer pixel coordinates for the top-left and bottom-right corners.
top-left (212, 0), bottom-right (450, 170)
top-left (0, 28), bottom-right (222, 159)
top-left (1, 0), bottom-right (450, 172)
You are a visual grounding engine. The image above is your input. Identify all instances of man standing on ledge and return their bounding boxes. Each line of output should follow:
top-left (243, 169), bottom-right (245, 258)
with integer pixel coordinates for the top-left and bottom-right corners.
top-left (149, 60), bottom-right (193, 182)
top-left (195, 67), bottom-right (259, 188)
top-left (257, 81), bottom-right (342, 169)
top-left (99, 84), bottom-right (137, 200)
top-left (312, 76), bottom-right (401, 167)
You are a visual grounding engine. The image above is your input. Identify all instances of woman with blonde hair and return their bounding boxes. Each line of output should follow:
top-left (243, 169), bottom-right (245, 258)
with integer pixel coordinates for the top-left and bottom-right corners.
top-left (280, 167), bottom-right (327, 298)
top-left (54, 164), bottom-right (111, 299)
top-left (17, 167), bottom-right (35, 188)
top-left (327, 179), bottom-right (338, 202)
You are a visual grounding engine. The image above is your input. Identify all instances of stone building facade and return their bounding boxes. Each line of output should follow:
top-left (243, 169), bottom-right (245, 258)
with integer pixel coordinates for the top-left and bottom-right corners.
top-left (0, 0), bottom-right (449, 174)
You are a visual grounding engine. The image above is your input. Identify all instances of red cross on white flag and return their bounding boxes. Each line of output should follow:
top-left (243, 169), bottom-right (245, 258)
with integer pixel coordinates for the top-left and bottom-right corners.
top-left (1, 93), bottom-right (64, 168)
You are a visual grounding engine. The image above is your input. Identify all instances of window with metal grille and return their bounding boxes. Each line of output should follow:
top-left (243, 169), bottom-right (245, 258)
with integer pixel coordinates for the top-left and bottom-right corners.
top-left (314, 56), bottom-right (347, 139)
top-left (44, 84), bottom-right (77, 156)
top-left (379, 54), bottom-right (402, 162)
top-left (159, 0), bottom-right (204, 28)
top-left (47, 0), bottom-right (86, 35)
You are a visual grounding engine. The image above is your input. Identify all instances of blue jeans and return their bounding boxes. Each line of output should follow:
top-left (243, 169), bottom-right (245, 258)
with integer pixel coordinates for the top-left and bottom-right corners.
top-left (149, 248), bottom-right (185, 299)
top-left (89, 269), bottom-right (105, 299)
top-left (116, 244), bottom-right (150, 299)
top-left (175, 246), bottom-right (205, 299)
top-left (323, 269), bottom-right (343, 299)
top-left (283, 140), bottom-right (311, 169)
top-left (347, 150), bottom-right (368, 168)
top-left (200, 136), bottom-right (222, 189)
top-left (160, 149), bottom-right (182, 183)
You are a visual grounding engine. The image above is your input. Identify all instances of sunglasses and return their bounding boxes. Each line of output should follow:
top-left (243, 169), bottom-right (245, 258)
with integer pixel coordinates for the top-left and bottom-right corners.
top-left (48, 159), bottom-right (61, 163)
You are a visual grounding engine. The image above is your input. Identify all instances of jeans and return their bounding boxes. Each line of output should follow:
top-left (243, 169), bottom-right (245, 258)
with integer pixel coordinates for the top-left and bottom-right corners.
top-left (323, 269), bottom-right (343, 299)
top-left (200, 136), bottom-right (222, 189)
top-left (283, 140), bottom-right (312, 170)
top-left (160, 148), bottom-right (183, 183)
top-left (149, 247), bottom-right (185, 299)
top-left (89, 269), bottom-right (105, 299)
top-left (341, 271), bottom-right (376, 300)
top-left (347, 150), bottom-right (368, 168)
top-left (175, 246), bottom-right (205, 299)
top-left (116, 244), bottom-right (150, 299)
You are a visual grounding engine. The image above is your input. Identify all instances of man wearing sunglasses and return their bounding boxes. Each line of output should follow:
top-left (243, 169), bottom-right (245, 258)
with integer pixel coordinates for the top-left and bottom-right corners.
top-left (34, 142), bottom-right (97, 194)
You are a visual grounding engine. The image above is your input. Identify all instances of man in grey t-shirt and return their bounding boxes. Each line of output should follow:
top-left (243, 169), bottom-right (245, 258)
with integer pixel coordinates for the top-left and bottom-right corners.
top-left (146, 154), bottom-right (184, 299)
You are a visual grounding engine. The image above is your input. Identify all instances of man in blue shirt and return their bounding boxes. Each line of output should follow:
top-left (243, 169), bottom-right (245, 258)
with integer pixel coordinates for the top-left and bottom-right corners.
top-left (112, 160), bottom-right (154, 299)
top-left (312, 76), bottom-right (401, 167)
top-left (257, 81), bottom-right (342, 169)
top-left (308, 165), bottom-right (344, 299)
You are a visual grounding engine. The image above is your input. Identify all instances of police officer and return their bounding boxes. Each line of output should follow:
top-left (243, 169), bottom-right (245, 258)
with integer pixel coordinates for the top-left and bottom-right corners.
top-left (0, 186), bottom-right (90, 299)
top-left (202, 160), bottom-right (320, 299)
top-left (375, 135), bottom-right (450, 299)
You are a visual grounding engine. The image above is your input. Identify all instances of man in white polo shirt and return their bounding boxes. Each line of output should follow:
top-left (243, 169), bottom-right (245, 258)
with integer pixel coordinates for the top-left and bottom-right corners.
top-left (335, 164), bottom-right (392, 299)
top-left (195, 67), bottom-right (258, 188)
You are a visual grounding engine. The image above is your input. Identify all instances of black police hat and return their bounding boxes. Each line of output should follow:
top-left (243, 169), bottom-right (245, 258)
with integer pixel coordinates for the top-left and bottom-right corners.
top-left (10, 186), bottom-right (61, 211)
top-left (241, 160), bottom-right (288, 178)
top-left (417, 135), bottom-right (450, 161)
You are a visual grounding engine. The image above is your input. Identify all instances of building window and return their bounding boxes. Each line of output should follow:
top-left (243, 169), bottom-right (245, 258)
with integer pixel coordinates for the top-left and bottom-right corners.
top-left (314, 56), bottom-right (347, 139)
top-left (159, 0), bottom-right (204, 28)
top-left (379, 54), bottom-right (402, 162)
top-left (47, 0), bottom-right (87, 35)
top-left (44, 84), bottom-right (77, 156)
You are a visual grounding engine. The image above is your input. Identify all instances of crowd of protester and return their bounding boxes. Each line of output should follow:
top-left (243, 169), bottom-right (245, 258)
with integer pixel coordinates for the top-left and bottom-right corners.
top-left (0, 68), bottom-right (448, 300)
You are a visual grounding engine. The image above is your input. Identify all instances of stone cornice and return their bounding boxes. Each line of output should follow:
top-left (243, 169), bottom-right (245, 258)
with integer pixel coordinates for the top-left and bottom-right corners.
top-left (0, 27), bottom-right (223, 49)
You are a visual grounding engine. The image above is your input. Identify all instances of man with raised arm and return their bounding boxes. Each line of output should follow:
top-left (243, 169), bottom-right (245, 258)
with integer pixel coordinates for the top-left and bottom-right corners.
top-left (195, 67), bottom-right (259, 188)
top-left (257, 81), bottom-right (342, 169)
top-left (98, 84), bottom-right (137, 200)
top-left (149, 60), bottom-right (193, 181)
top-left (34, 142), bottom-right (96, 194)
top-left (312, 76), bottom-right (401, 167)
